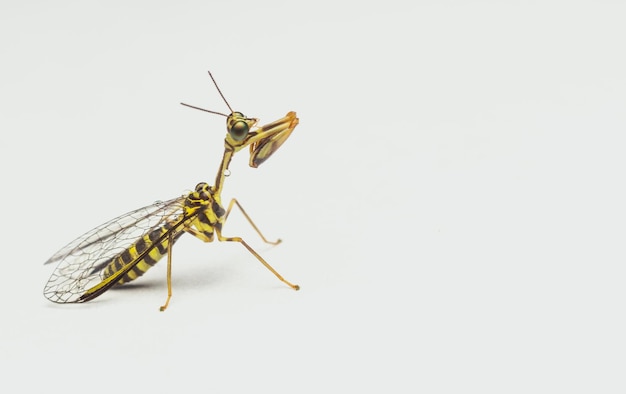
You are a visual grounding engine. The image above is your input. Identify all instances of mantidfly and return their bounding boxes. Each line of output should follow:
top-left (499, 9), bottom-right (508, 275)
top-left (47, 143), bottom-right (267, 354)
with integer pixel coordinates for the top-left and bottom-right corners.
top-left (43, 71), bottom-right (300, 311)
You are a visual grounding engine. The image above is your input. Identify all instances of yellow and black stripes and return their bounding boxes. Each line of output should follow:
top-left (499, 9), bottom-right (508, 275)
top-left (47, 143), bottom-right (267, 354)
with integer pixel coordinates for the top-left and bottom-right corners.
top-left (183, 182), bottom-right (226, 241)
top-left (100, 182), bottom-right (226, 285)
top-left (101, 220), bottom-right (184, 284)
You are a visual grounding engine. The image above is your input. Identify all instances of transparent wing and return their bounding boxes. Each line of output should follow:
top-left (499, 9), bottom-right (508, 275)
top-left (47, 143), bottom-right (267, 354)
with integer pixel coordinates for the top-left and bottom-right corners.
top-left (43, 196), bottom-right (187, 303)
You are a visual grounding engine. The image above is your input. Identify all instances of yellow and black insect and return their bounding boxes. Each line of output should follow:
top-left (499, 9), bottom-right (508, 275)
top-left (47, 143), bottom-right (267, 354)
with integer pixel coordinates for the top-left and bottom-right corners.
top-left (43, 71), bottom-right (300, 311)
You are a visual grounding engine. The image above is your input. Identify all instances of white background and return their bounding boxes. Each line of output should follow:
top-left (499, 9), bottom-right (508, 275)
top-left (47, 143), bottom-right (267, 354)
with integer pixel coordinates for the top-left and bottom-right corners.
top-left (1, 1), bottom-right (625, 392)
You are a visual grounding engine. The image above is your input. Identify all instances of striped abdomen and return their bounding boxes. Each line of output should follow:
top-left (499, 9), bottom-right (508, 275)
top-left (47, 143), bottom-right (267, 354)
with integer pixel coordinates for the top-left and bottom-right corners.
top-left (102, 221), bottom-right (184, 285)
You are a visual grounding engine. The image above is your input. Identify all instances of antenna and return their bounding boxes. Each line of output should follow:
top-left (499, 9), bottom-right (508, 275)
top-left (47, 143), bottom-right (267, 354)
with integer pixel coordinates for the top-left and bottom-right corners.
top-left (179, 102), bottom-right (228, 117)
top-left (180, 70), bottom-right (233, 117)
top-left (207, 71), bottom-right (234, 113)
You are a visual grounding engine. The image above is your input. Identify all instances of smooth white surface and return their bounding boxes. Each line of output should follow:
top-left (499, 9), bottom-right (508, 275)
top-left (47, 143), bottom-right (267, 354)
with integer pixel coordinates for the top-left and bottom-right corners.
top-left (1, 1), bottom-right (625, 392)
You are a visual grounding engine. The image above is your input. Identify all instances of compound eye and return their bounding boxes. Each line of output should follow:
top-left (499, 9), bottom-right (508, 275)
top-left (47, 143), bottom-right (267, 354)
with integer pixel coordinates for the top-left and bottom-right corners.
top-left (229, 121), bottom-right (249, 141)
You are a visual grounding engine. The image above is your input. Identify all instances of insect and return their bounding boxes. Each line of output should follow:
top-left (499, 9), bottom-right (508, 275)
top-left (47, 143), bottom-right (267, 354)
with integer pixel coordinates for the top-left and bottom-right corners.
top-left (43, 71), bottom-right (300, 311)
